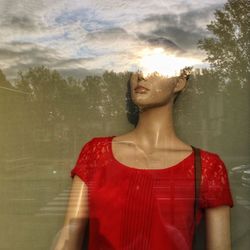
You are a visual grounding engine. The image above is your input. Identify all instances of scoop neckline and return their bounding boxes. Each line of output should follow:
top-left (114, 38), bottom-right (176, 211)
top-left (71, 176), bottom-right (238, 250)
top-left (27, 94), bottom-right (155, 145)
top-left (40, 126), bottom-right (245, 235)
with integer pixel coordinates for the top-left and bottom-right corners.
top-left (109, 135), bottom-right (194, 172)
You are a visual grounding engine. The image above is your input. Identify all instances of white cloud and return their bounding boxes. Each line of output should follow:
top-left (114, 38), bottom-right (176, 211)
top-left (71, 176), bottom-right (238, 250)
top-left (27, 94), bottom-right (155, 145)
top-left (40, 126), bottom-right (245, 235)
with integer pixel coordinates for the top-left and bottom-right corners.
top-left (0, 0), bottom-right (227, 79)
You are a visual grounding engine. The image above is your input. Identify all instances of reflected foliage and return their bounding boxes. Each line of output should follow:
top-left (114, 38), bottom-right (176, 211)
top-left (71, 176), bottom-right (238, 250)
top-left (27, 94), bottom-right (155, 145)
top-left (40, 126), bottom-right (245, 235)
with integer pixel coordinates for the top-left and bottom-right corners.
top-left (198, 0), bottom-right (249, 158)
top-left (198, 0), bottom-right (250, 86)
top-left (1, 63), bottom-right (248, 162)
top-left (0, 66), bottom-right (130, 160)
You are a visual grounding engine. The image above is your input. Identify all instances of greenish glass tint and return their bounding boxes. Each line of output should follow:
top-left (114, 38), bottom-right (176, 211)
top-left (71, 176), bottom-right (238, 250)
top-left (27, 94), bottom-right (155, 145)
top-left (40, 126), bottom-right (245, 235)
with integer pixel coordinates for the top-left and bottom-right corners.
top-left (0, 0), bottom-right (249, 249)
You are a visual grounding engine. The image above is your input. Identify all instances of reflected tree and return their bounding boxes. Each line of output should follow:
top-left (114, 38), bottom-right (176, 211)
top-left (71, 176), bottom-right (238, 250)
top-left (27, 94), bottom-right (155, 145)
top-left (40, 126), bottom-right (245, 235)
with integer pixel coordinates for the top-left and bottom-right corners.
top-left (198, 0), bottom-right (250, 158)
top-left (10, 66), bottom-right (130, 158)
top-left (198, 0), bottom-right (249, 86)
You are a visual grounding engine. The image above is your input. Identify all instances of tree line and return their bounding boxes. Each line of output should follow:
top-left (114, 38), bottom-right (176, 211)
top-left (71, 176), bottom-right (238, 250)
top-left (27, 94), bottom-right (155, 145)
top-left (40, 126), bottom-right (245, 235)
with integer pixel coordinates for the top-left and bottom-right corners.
top-left (0, 0), bottom-right (249, 161)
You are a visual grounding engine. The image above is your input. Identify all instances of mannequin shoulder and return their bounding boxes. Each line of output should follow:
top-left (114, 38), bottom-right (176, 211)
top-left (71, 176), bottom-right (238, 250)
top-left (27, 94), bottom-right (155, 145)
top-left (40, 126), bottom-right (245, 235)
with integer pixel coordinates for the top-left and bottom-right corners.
top-left (199, 148), bottom-right (228, 173)
top-left (199, 148), bottom-right (222, 163)
top-left (86, 135), bottom-right (114, 151)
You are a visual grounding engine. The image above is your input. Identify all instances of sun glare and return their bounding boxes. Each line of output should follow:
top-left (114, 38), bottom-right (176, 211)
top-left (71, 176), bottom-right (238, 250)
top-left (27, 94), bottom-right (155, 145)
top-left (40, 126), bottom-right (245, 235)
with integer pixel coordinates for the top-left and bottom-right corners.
top-left (137, 48), bottom-right (201, 77)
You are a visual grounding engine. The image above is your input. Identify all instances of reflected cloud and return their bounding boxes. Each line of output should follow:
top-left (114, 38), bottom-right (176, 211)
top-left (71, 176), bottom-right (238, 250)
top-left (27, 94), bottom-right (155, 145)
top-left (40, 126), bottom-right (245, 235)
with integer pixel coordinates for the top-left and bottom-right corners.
top-left (0, 0), bottom-right (226, 79)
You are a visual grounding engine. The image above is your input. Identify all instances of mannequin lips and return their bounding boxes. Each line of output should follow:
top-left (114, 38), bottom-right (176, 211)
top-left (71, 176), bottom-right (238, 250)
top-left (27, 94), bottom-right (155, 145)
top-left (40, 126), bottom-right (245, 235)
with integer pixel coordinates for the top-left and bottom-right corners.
top-left (134, 85), bottom-right (150, 92)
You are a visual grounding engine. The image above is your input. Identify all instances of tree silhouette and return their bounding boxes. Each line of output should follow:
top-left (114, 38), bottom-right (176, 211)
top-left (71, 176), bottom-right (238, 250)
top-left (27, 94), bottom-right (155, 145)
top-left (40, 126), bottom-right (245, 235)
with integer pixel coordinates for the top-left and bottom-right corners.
top-left (198, 0), bottom-right (249, 156)
top-left (198, 0), bottom-right (250, 86)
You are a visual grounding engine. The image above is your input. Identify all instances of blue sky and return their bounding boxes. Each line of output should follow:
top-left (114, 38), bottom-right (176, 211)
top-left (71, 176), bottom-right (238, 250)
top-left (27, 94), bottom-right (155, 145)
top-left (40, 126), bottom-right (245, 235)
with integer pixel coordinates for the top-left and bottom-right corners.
top-left (0, 0), bottom-right (227, 79)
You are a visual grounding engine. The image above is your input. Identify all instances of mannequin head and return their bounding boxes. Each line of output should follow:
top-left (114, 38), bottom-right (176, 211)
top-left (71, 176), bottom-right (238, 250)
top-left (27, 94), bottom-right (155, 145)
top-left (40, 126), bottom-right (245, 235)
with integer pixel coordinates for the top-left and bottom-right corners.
top-left (129, 70), bottom-right (189, 112)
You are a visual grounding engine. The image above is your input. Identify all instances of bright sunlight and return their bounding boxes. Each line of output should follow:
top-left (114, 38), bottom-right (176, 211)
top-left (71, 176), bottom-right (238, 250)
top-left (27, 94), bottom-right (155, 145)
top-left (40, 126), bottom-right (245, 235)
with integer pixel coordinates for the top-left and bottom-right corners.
top-left (137, 47), bottom-right (201, 77)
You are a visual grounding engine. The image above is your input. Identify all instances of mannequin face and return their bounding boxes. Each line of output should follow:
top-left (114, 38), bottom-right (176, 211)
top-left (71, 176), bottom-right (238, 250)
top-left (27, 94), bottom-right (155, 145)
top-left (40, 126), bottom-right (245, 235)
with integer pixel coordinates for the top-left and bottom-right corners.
top-left (130, 71), bottom-right (186, 111)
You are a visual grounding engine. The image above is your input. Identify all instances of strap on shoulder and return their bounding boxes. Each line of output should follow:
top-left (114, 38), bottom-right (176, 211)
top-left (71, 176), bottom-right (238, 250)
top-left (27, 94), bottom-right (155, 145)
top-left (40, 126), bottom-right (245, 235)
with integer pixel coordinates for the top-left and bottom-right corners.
top-left (191, 145), bottom-right (202, 249)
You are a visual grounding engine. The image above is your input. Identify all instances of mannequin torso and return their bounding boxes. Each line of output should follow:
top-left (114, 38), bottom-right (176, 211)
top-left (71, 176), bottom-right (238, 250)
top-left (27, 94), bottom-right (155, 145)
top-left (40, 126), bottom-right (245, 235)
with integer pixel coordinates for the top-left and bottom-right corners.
top-left (54, 69), bottom-right (233, 250)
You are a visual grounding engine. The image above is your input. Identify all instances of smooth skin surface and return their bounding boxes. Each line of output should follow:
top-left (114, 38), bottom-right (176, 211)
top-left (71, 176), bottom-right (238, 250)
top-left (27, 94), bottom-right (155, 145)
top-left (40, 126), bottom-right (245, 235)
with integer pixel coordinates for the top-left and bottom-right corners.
top-left (52, 176), bottom-right (88, 250)
top-left (205, 205), bottom-right (232, 250)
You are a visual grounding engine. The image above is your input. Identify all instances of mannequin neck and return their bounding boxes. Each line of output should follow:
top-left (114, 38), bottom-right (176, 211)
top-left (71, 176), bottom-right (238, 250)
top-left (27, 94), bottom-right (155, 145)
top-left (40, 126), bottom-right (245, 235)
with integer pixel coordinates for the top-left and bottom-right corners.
top-left (132, 103), bottom-right (178, 147)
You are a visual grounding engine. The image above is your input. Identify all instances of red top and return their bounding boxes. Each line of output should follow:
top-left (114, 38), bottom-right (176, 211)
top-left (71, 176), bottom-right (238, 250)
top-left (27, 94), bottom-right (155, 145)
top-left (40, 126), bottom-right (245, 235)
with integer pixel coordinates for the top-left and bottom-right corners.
top-left (70, 136), bottom-right (234, 250)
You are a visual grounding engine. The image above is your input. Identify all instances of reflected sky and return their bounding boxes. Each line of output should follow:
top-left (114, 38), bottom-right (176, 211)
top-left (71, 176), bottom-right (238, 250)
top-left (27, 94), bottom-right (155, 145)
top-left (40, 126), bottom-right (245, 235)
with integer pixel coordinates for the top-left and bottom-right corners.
top-left (0, 0), bottom-right (227, 79)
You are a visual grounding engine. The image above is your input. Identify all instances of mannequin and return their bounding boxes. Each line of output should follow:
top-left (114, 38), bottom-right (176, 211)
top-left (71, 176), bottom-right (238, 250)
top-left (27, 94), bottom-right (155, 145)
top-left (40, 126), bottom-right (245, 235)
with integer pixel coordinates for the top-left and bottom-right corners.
top-left (52, 68), bottom-right (233, 250)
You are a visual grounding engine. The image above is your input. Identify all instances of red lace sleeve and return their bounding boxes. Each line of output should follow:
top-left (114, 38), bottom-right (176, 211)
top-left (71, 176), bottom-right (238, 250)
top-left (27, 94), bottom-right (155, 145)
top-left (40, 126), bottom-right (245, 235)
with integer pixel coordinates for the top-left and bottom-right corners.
top-left (70, 138), bottom-right (95, 186)
top-left (200, 153), bottom-right (234, 209)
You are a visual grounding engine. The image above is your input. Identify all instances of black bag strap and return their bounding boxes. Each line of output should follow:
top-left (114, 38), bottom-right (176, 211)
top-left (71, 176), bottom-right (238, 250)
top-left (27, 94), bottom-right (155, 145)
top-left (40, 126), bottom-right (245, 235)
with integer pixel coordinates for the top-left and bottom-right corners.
top-left (191, 145), bottom-right (202, 249)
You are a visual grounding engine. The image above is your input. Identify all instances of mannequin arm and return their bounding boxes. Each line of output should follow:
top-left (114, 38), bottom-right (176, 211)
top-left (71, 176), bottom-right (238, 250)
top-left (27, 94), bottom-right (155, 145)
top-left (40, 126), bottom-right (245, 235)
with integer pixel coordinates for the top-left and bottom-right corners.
top-left (205, 205), bottom-right (232, 250)
top-left (52, 176), bottom-right (89, 250)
